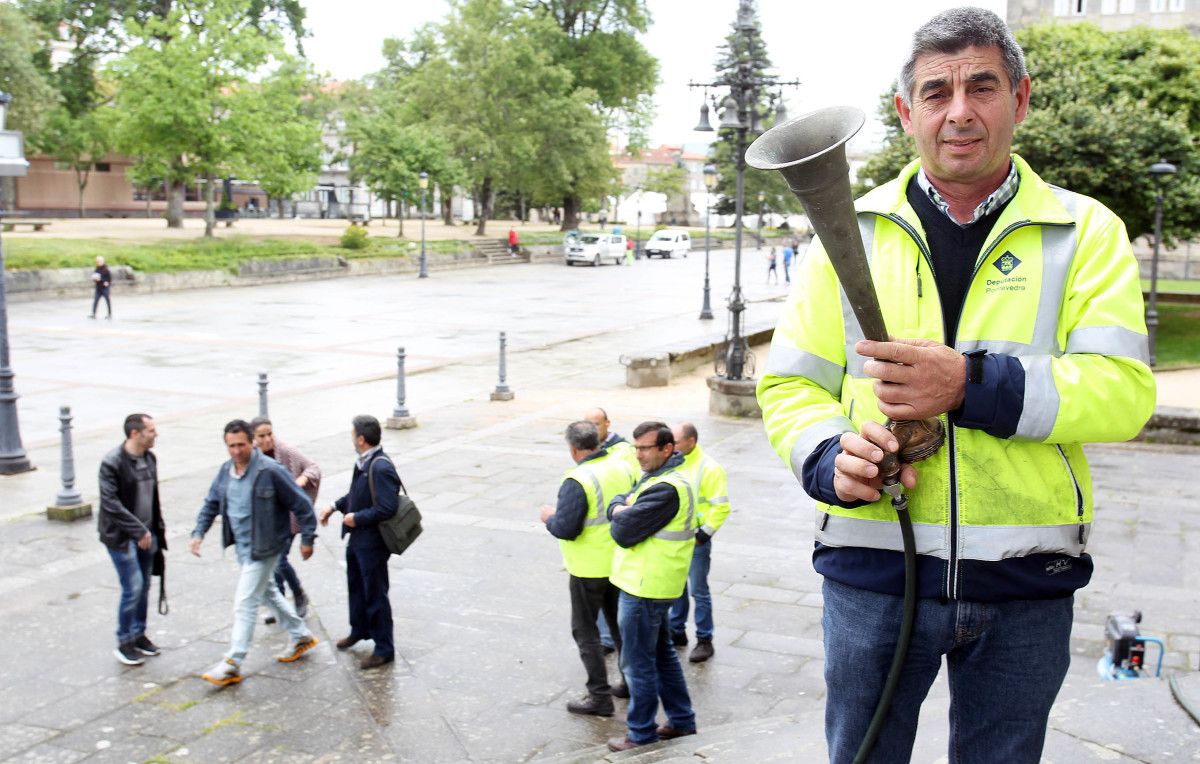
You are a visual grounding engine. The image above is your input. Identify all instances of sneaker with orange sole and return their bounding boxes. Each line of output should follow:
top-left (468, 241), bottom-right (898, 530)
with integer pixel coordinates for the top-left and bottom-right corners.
top-left (201, 658), bottom-right (241, 686)
top-left (276, 634), bottom-right (318, 663)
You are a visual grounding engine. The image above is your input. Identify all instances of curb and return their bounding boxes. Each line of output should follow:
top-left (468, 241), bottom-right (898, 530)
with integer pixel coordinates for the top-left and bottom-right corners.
top-left (1138, 406), bottom-right (1200, 446)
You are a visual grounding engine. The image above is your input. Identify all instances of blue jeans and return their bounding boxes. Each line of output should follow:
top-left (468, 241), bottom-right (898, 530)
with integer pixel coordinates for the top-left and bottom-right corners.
top-left (227, 553), bottom-right (309, 663)
top-left (597, 610), bottom-right (615, 649)
top-left (821, 578), bottom-right (1073, 764)
top-left (107, 539), bottom-right (153, 644)
top-left (618, 591), bottom-right (695, 744)
top-left (669, 540), bottom-right (713, 639)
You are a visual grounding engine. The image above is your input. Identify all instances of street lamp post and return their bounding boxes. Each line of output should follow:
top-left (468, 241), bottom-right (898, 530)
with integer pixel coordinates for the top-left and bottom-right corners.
top-left (0, 91), bottom-right (33, 474)
top-left (635, 186), bottom-right (642, 259)
top-left (699, 164), bottom-right (717, 320)
top-left (418, 171), bottom-right (429, 279)
top-left (1147, 159), bottom-right (1177, 367)
top-left (756, 190), bottom-right (765, 249)
top-left (690, 4), bottom-right (798, 382)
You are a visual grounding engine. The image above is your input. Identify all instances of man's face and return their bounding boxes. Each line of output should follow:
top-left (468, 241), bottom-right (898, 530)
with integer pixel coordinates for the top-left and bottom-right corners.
top-left (352, 430), bottom-right (368, 454)
top-left (585, 410), bottom-right (609, 441)
top-left (133, 418), bottom-right (157, 450)
top-left (671, 427), bottom-right (696, 456)
top-left (895, 45), bottom-right (1030, 190)
top-left (253, 424), bottom-right (275, 454)
top-left (95, 256), bottom-right (105, 266)
top-left (225, 431), bottom-right (253, 467)
top-left (633, 431), bottom-right (673, 473)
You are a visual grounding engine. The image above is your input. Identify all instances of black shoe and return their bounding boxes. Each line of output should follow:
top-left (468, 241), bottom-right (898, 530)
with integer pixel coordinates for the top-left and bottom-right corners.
top-left (567, 694), bottom-right (614, 717)
top-left (133, 635), bottom-right (161, 656)
top-left (689, 639), bottom-right (714, 663)
top-left (671, 631), bottom-right (688, 647)
top-left (294, 589), bottom-right (309, 619)
top-left (114, 642), bottom-right (145, 666)
top-left (602, 644), bottom-right (616, 655)
top-left (611, 681), bottom-right (629, 699)
top-left (360, 654), bottom-right (394, 670)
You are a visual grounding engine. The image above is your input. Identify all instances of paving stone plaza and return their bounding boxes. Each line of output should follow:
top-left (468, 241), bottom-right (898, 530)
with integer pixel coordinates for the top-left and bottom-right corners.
top-left (1, 253), bottom-right (1197, 762)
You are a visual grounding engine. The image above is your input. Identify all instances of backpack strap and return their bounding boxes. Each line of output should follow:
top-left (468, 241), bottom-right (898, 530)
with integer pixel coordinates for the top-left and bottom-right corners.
top-left (366, 453), bottom-right (406, 509)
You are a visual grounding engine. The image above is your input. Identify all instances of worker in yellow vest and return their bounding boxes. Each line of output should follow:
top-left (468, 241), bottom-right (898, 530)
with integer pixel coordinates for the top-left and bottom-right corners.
top-left (605, 421), bottom-right (698, 752)
top-left (583, 406), bottom-right (639, 653)
top-left (540, 421), bottom-right (637, 716)
top-left (668, 423), bottom-right (731, 663)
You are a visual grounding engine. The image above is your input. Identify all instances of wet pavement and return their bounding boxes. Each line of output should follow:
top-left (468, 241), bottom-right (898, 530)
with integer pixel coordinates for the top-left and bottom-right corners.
top-left (1, 259), bottom-right (1197, 762)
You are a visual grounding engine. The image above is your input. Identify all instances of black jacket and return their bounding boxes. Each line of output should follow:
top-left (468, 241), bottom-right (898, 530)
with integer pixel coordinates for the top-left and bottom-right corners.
top-left (98, 445), bottom-right (167, 559)
top-left (333, 449), bottom-right (400, 552)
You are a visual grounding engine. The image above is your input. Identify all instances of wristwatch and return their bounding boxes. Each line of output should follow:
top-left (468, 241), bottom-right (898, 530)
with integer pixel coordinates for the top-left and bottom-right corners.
top-left (964, 349), bottom-right (987, 384)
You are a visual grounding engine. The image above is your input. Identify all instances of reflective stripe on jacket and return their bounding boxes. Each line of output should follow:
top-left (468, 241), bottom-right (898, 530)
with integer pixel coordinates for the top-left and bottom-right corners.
top-left (681, 445), bottom-right (731, 536)
top-left (757, 155), bottom-right (1155, 600)
top-left (559, 452), bottom-right (637, 578)
top-left (610, 468), bottom-right (697, 599)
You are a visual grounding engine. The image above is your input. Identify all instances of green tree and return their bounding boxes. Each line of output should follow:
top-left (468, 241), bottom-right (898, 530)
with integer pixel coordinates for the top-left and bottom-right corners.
top-left (31, 106), bottom-right (115, 217)
top-left (856, 23), bottom-right (1200, 242)
top-left (0, 3), bottom-right (58, 135)
top-left (107, 0), bottom-right (305, 235)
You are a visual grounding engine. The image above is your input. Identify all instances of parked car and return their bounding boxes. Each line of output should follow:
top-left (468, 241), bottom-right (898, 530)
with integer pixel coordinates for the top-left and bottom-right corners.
top-left (564, 233), bottom-right (627, 266)
top-left (643, 229), bottom-right (691, 259)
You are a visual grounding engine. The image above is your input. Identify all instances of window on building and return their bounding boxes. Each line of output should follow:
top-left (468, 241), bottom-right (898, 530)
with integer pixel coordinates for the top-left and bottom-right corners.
top-left (1100, 0), bottom-right (1116, 12)
top-left (93, 162), bottom-right (111, 172)
top-left (1119, 0), bottom-right (1136, 11)
top-left (1073, 0), bottom-right (1088, 13)
top-left (1151, 0), bottom-right (1167, 10)
top-left (1169, 0), bottom-right (1185, 10)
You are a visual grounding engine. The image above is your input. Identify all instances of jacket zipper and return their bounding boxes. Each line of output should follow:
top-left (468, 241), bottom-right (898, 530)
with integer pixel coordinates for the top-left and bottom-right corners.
top-left (1056, 445), bottom-right (1085, 546)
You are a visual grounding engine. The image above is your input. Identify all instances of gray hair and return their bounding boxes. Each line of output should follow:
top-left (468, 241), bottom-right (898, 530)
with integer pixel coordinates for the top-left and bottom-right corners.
top-left (565, 421), bottom-right (600, 451)
top-left (898, 7), bottom-right (1026, 106)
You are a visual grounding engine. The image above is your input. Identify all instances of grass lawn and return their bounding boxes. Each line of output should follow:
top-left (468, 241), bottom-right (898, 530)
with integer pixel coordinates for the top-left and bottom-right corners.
top-left (1154, 303), bottom-right (1200, 369)
top-left (1, 235), bottom-right (499, 273)
top-left (1143, 278), bottom-right (1200, 294)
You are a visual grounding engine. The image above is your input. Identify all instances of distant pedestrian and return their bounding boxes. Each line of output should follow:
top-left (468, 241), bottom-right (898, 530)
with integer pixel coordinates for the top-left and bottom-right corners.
top-left (599, 211), bottom-right (608, 229)
top-left (782, 244), bottom-right (794, 284)
top-left (319, 415), bottom-right (400, 670)
top-left (89, 255), bottom-right (112, 319)
top-left (540, 421), bottom-right (636, 716)
top-left (99, 413), bottom-right (167, 666)
top-left (766, 248), bottom-right (778, 285)
top-left (191, 420), bottom-right (319, 686)
top-left (252, 417), bottom-right (321, 619)
top-left (508, 227), bottom-right (520, 256)
top-left (606, 421), bottom-right (697, 752)
top-left (625, 236), bottom-right (634, 265)
top-left (553, 208), bottom-right (562, 225)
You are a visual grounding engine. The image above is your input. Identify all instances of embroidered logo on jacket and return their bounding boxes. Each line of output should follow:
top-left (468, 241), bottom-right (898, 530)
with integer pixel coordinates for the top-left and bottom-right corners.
top-left (1045, 558), bottom-right (1073, 576)
top-left (993, 251), bottom-right (1021, 275)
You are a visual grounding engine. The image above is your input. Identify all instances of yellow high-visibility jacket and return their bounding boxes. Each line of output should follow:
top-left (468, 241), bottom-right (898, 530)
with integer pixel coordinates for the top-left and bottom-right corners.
top-left (757, 155), bottom-right (1155, 601)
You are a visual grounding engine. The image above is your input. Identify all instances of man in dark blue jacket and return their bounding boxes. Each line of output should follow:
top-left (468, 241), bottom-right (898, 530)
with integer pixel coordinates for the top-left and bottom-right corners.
top-left (320, 415), bottom-right (400, 669)
top-left (190, 420), bottom-right (319, 686)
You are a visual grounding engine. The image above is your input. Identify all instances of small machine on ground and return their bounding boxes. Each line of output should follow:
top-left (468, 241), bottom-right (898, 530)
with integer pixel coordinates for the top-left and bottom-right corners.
top-left (1097, 610), bottom-right (1164, 680)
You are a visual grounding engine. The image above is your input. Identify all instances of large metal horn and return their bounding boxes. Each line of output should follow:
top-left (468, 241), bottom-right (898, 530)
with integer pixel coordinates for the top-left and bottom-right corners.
top-left (747, 106), bottom-right (943, 467)
top-left (745, 106), bottom-right (887, 343)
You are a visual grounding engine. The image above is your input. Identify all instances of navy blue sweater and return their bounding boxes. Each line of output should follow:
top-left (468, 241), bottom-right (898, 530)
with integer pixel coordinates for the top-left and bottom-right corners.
top-left (333, 449), bottom-right (400, 552)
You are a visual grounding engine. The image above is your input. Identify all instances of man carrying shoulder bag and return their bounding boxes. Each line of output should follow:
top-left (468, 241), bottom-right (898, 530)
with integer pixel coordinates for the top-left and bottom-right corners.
top-left (319, 415), bottom-right (399, 669)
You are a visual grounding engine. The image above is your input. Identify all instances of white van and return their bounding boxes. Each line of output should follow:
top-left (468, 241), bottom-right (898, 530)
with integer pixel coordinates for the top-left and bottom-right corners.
top-left (565, 233), bottom-right (627, 266)
top-left (643, 229), bottom-right (691, 259)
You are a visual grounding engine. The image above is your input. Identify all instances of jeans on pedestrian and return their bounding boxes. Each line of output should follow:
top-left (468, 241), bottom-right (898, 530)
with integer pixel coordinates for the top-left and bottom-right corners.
top-left (669, 539), bottom-right (713, 640)
top-left (227, 553), bottom-right (309, 663)
top-left (597, 610), bottom-right (615, 649)
top-left (91, 286), bottom-right (111, 317)
top-left (821, 578), bottom-right (1073, 764)
top-left (618, 590), bottom-right (695, 744)
top-left (569, 575), bottom-right (622, 696)
top-left (273, 533), bottom-right (302, 595)
top-left (107, 539), bottom-right (153, 644)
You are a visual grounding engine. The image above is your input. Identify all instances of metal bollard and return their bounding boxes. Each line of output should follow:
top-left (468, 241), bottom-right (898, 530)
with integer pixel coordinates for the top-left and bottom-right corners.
top-left (490, 331), bottom-right (515, 401)
top-left (258, 372), bottom-right (269, 418)
top-left (47, 406), bottom-right (92, 521)
top-left (386, 346), bottom-right (418, 429)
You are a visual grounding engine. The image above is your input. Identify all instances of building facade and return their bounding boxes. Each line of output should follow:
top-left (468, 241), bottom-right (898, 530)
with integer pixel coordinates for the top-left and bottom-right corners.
top-left (1007, 0), bottom-right (1200, 32)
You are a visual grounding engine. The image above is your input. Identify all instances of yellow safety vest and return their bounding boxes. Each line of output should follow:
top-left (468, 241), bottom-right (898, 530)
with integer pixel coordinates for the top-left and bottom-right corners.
top-left (758, 154), bottom-right (1154, 599)
top-left (680, 445), bottom-right (731, 536)
top-left (558, 452), bottom-right (637, 578)
top-left (610, 467), bottom-right (697, 599)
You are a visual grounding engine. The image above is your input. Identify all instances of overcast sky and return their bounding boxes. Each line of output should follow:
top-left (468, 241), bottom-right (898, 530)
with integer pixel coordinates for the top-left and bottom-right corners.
top-left (302, 0), bottom-right (1009, 153)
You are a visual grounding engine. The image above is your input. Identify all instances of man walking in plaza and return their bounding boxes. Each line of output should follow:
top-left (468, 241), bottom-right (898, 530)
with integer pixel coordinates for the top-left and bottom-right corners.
top-left (757, 8), bottom-right (1155, 762)
top-left (251, 417), bottom-right (321, 618)
top-left (191, 420), bottom-right (319, 686)
top-left (99, 413), bottom-right (167, 666)
top-left (89, 255), bottom-right (112, 319)
top-left (668, 422), bottom-right (731, 664)
top-left (540, 421), bottom-right (637, 716)
top-left (319, 415), bottom-right (399, 670)
top-left (605, 421), bottom-right (698, 752)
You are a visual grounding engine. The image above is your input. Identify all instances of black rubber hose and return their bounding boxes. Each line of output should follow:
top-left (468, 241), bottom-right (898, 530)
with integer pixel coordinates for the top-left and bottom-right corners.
top-left (853, 494), bottom-right (917, 764)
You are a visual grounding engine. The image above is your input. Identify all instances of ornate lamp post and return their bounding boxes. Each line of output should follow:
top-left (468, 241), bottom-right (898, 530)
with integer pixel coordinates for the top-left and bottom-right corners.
top-left (690, 2), bottom-right (798, 384)
top-left (699, 164), bottom-right (717, 320)
top-left (0, 91), bottom-right (33, 474)
top-left (1147, 159), bottom-right (1177, 366)
top-left (418, 171), bottom-right (429, 279)
top-left (756, 190), bottom-right (766, 248)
